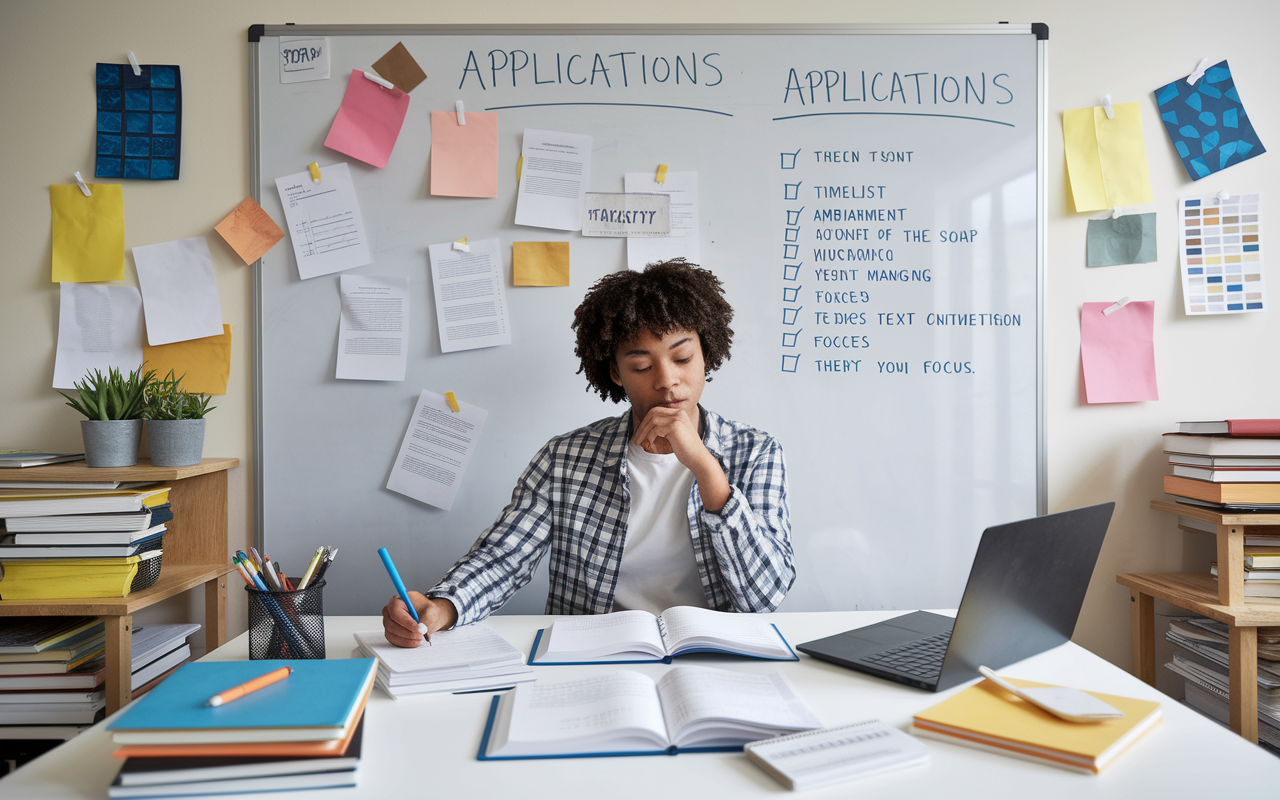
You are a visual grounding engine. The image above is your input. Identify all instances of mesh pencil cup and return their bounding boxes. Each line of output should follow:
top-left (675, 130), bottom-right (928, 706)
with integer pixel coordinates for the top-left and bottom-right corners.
top-left (246, 580), bottom-right (326, 660)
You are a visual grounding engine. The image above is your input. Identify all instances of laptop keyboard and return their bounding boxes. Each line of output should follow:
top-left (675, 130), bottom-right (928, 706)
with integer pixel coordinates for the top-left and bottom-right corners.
top-left (861, 630), bottom-right (952, 678)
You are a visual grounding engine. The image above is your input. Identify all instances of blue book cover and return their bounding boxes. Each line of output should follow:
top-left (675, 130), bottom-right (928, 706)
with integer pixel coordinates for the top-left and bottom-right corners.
top-left (108, 659), bottom-right (376, 733)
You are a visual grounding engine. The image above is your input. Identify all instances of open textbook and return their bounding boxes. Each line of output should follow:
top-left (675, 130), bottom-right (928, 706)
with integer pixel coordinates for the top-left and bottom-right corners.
top-left (478, 666), bottom-right (821, 759)
top-left (529, 606), bottom-right (797, 665)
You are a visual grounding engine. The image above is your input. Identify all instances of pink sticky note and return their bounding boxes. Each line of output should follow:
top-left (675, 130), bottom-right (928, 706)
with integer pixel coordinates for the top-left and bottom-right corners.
top-left (430, 110), bottom-right (499, 198)
top-left (323, 70), bottom-right (410, 169)
top-left (1080, 301), bottom-right (1158, 404)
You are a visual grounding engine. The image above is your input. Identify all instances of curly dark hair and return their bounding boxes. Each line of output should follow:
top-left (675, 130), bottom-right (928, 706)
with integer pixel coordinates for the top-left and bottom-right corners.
top-left (572, 259), bottom-right (734, 403)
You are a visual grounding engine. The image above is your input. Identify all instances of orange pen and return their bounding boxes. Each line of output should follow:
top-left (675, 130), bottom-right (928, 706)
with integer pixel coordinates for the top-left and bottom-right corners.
top-left (207, 666), bottom-right (292, 707)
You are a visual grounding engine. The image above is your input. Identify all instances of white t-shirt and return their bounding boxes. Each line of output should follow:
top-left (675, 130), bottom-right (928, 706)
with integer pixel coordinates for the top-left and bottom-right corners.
top-left (612, 443), bottom-right (709, 614)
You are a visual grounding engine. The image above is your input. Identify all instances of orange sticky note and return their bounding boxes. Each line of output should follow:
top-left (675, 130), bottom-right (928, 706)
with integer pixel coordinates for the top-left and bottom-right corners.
top-left (214, 197), bottom-right (285, 265)
top-left (430, 110), bottom-right (498, 198)
top-left (143, 324), bottom-right (232, 396)
top-left (513, 242), bottom-right (569, 286)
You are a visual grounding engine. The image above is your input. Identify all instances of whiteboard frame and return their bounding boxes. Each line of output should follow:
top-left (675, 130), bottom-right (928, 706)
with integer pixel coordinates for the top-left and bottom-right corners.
top-left (246, 22), bottom-right (1049, 551)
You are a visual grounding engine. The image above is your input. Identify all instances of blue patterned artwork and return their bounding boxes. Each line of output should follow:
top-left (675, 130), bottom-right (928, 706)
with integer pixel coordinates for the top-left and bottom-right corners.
top-left (95, 63), bottom-right (182, 180)
top-left (1154, 60), bottom-right (1265, 181)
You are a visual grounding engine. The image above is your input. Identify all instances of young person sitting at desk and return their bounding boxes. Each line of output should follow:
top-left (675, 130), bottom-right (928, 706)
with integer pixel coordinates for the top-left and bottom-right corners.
top-left (382, 260), bottom-right (793, 647)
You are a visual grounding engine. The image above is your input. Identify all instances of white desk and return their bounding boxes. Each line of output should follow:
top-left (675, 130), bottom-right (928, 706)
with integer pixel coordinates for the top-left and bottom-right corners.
top-left (4, 611), bottom-right (1279, 798)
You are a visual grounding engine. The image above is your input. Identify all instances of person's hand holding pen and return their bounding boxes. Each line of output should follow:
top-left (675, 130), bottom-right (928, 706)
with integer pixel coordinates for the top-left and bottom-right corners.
top-left (381, 593), bottom-right (458, 648)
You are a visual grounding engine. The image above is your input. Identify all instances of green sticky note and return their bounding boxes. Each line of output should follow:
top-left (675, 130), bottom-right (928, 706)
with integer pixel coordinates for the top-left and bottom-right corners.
top-left (1086, 213), bottom-right (1156, 267)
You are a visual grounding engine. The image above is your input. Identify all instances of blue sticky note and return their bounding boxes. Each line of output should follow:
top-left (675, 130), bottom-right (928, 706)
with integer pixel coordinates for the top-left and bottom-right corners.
top-left (1153, 60), bottom-right (1265, 180)
top-left (94, 63), bottom-right (181, 180)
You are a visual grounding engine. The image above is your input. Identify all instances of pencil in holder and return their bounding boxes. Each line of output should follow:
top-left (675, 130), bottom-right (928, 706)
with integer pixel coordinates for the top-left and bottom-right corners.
top-left (246, 580), bottom-right (325, 660)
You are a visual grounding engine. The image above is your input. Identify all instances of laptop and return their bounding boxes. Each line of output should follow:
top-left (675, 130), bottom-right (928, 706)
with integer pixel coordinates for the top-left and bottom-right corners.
top-left (796, 502), bottom-right (1115, 692)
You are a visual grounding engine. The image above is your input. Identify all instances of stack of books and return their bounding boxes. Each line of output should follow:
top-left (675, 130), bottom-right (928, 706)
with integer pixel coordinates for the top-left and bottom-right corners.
top-left (353, 624), bottom-right (535, 697)
top-left (1164, 617), bottom-right (1280, 753)
top-left (0, 620), bottom-right (201, 743)
top-left (0, 618), bottom-right (108, 736)
top-left (106, 659), bottom-right (376, 798)
top-left (1163, 419), bottom-right (1280, 511)
top-left (0, 485), bottom-right (172, 599)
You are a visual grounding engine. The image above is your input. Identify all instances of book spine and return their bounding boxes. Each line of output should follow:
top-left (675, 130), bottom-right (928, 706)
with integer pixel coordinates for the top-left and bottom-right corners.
top-left (1228, 420), bottom-right (1280, 437)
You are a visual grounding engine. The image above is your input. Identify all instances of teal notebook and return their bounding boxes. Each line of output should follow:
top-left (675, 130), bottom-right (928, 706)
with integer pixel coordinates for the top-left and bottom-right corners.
top-left (108, 659), bottom-right (376, 744)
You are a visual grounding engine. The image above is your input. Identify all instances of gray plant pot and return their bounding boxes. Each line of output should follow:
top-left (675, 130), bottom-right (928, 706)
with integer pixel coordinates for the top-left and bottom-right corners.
top-left (81, 419), bottom-right (143, 468)
top-left (146, 419), bottom-right (206, 467)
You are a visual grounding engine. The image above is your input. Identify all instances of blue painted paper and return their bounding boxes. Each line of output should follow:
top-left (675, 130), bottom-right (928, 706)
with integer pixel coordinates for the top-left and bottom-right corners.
top-left (1153, 60), bottom-right (1265, 181)
top-left (95, 63), bottom-right (182, 180)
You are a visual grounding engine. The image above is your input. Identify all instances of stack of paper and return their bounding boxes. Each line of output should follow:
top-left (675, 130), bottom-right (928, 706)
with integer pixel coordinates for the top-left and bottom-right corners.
top-left (107, 659), bottom-right (376, 797)
top-left (353, 624), bottom-right (535, 697)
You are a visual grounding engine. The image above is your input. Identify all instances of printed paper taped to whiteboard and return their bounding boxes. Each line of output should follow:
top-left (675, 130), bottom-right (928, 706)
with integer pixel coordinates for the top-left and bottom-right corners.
top-left (625, 171), bottom-right (699, 269)
top-left (387, 390), bottom-right (487, 511)
top-left (275, 162), bottom-right (372, 280)
top-left (427, 237), bottom-right (512, 353)
top-left (279, 36), bottom-right (329, 84)
top-left (581, 193), bottom-right (670, 237)
top-left (514, 129), bottom-right (593, 231)
top-left (336, 274), bottom-right (409, 381)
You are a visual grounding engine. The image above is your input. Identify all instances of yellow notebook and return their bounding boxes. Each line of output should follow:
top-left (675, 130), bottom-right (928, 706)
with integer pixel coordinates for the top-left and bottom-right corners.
top-left (912, 677), bottom-right (1161, 774)
top-left (0, 556), bottom-right (145, 599)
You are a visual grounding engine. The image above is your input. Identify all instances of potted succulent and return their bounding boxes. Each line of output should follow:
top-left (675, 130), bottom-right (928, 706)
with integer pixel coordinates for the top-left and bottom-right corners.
top-left (59, 366), bottom-right (155, 467)
top-left (142, 370), bottom-right (215, 467)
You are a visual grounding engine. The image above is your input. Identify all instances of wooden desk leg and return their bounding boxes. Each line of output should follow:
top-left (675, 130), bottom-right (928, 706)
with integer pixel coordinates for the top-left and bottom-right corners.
top-left (1229, 624), bottom-right (1259, 743)
top-left (205, 575), bottom-right (228, 655)
top-left (1216, 524), bottom-right (1245, 606)
top-left (104, 615), bottom-right (133, 716)
top-left (1129, 589), bottom-right (1155, 685)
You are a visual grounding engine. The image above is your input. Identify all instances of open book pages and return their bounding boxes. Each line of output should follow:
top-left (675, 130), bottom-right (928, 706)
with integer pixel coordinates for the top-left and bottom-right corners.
top-left (745, 720), bottom-right (929, 790)
top-left (482, 666), bottom-right (821, 758)
top-left (537, 606), bottom-right (793, 663)
top-left (353, 625), bottom-right (534, 696)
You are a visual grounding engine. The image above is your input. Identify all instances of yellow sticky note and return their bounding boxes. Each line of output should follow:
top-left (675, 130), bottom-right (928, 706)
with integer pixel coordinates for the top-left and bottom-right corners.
top-left (444, 391), bottom-right (460, 412)
top-left (1063, 102), bottom-right (1153, 212)
top-left (512, 242), bottom-right (569, 287)
top-left (50, 184), bottom-right (124, 282)
top-left (142, 324), bottom-right (232, 396)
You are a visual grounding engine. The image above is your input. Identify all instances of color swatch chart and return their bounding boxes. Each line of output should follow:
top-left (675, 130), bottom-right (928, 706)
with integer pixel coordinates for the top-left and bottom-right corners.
top-left (1179, 193), bottom-right (1265, 315)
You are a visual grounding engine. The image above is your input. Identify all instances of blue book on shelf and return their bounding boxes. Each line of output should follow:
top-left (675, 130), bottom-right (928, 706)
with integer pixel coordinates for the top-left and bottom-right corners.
top-left (107, 659), bottom-right (376, 742)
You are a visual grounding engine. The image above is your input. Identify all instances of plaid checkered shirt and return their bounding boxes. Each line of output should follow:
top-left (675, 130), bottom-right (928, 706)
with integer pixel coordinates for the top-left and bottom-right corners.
top-left (429, 406), bottom-right (793, 625)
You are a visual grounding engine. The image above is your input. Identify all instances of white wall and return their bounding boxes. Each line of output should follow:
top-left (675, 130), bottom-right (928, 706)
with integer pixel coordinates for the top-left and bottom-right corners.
top-left (1, 0), bottom-right (1277, 669)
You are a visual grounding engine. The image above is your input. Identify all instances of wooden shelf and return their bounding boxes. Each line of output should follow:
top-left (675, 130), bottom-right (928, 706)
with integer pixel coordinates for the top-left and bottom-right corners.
top-left (0, 459), bottom-right (237, 715)
top-left (1117, 572), bottom-right (1280, 626)
top-left (0, 564), bottom-right (237, 615)
top-left (1151, 499), bottom-right (1280, 527)
top-left (1121, 500), bottom-right (1280, 746)
top-left (0, 457), bottom-right (238, 483)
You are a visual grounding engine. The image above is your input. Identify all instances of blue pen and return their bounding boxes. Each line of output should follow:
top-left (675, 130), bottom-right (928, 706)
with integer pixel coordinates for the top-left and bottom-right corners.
top-left (378, 547), bottom-right (429, 645)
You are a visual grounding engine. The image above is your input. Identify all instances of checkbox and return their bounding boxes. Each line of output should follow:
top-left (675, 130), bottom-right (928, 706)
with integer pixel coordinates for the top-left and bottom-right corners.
top-left (782, 307), bottom-right (802, 325)
top-left (784, 228), bottom-right (800, 243)
top-left (781, 354), bottom-right (799, 373)
top-left (783, 264), bottom-right (800, 281)
top-left (782, 330), bottom-right (801, 347)
top-left (782, 286), bottom-right (800, 302)
top-left (780, 150), bottom-right (800, 169)
top-left (784, 182), bottom-right (801, 200)
top-left (783, 244), bottom-right (798, 260)
top-left (786, 208), bottom-right (804, 225)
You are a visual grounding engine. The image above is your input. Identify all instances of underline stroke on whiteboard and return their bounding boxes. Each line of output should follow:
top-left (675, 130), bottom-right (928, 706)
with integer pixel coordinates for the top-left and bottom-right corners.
top-left (484, 102), bottom-right (733, 117)
top-left (773, 111), bottom-right (1015, 127)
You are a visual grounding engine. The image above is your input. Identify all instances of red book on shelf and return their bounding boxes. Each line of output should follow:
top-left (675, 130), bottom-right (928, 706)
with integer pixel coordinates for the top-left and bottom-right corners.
top-left (1229, 420), bottom-right (1280, 437)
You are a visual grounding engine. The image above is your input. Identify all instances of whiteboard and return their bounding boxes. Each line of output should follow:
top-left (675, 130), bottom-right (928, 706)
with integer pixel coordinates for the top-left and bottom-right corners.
top-left (250, 24), bottom-right (1047, 616)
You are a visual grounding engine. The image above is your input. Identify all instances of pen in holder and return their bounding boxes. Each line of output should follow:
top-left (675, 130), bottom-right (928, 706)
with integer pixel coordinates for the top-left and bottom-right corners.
top-left (246, 580), bottom-right (326, 660)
